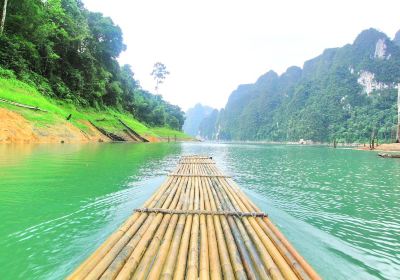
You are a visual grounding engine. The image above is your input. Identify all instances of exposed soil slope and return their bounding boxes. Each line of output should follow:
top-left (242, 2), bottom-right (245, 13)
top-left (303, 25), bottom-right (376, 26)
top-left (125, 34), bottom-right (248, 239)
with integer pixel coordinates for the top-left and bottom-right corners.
top-left (0, 78), bottom-right (192, 144)
top-left (0, 108), bottom-right (110, 144)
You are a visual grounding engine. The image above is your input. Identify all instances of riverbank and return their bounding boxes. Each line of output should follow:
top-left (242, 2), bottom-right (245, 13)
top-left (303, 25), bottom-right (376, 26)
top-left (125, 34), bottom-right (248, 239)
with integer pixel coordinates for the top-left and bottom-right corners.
top-left (0, 108), bottom-right (109, 144)
top-left (198, 140), bottom-right (400, 152)
top-left (357, 143), bottom-right (400, 152)
top-left (0, 78), bottom-right (192, 144)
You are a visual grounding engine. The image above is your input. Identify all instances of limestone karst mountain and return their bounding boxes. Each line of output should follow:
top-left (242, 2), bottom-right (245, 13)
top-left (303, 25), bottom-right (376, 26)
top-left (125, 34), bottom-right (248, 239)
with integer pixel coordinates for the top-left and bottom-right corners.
top-left (198, 28), bottom-right (400, 142)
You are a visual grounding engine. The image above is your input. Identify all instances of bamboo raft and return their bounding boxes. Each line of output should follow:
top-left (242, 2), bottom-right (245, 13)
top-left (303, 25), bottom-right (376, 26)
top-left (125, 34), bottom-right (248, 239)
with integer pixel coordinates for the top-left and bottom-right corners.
top-left (68, 155), bottom-right (320, 280)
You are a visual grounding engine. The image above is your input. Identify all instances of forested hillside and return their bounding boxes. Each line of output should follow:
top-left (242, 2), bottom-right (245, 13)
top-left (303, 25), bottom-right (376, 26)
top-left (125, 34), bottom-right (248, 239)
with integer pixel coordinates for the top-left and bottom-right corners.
top-left (198, 28), bottom-right (400, 143)
top-left (0, 0), bottom-right (184, 130)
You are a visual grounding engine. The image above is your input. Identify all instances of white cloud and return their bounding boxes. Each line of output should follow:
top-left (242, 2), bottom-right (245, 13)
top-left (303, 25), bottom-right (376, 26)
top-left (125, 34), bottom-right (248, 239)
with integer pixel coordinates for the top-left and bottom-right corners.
top-left (82, 0), bottom-right (400, 110)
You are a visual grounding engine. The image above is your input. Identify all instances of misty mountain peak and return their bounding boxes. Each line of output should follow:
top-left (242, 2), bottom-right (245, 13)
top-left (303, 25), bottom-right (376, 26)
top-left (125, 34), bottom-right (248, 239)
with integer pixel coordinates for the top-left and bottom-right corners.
top-left (394, 29), bottom-right (400, 47)
top-left (255, 70), bottom-right (279, 88)
top-left (353, 28), bottom-right (388, 47)
top-left (353, 28), bottom-right (389, 59)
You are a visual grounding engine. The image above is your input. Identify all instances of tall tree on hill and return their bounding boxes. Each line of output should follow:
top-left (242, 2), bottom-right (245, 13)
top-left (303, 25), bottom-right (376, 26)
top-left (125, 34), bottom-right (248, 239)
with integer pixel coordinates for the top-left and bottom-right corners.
top-left (0, 0), bottom-right (8, 34)
top-left (397, 84), bottom-right (400, 142)
top-left (151, 62), bottom-right (169, 93)
top-left (0, 0), bottom-right (185, 130)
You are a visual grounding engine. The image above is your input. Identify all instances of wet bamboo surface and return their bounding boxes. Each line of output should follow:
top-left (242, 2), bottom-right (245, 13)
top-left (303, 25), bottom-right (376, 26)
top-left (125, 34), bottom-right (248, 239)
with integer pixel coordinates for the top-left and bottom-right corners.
top-left (68, 155), bottom-right (321, 280)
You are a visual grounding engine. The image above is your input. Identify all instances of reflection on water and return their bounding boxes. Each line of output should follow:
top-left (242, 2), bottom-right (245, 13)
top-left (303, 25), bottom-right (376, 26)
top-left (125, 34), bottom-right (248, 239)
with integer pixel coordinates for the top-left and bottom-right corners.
top-left (0, 142), bottom-right (399, 279)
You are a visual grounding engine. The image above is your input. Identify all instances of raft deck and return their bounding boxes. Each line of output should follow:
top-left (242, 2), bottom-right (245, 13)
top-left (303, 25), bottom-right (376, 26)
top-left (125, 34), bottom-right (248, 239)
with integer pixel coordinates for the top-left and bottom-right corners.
top-left (69, 155), bottom-right (320, 280)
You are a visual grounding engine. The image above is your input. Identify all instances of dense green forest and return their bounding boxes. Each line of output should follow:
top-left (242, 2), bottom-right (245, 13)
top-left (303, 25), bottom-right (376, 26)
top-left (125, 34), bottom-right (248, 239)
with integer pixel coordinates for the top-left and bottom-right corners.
top-left (196, 28), bottom-right (400, 143)
top-left (0, 0), bottom-right (184, 130)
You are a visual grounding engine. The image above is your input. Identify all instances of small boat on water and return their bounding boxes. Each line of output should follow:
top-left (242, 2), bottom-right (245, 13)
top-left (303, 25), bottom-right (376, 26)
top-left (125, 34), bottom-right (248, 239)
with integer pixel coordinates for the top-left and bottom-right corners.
top-left (378, 153), bottom-right (400, 158)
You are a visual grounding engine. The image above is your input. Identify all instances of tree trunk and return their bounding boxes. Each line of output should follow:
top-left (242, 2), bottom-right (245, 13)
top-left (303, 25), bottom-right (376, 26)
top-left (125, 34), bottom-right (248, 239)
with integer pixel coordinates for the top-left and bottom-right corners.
top-left (370, 129), bottom-right (375, 150)
top-left (397, 84), bottom-right (400, 142)
top-left (391, 128), bottom-right (395, 143)
top-left (384, 128), bottom-right (387, 143)
top-left (0, 0), bottom-right (8, 34)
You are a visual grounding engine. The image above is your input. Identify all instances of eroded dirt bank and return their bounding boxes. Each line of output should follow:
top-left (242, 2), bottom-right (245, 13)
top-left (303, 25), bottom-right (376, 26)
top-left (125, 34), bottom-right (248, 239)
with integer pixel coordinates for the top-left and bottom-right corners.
top-left (0, 108), bottom-right (110, 144)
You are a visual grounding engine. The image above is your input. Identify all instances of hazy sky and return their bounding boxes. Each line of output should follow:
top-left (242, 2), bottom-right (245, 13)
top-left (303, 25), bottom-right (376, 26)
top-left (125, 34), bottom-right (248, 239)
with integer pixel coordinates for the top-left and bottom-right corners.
top-left (83, 0), bottom-right (399, 110)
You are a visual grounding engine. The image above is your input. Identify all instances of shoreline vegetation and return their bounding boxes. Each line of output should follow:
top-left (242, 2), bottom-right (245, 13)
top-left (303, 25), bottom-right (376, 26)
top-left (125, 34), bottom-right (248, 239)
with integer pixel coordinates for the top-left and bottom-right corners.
top-left (197, 139), bottom-right (400, 152)
top-left (0, 0), bottom-right (189, 144)
top-left (0, 78), bottom-right (192, 144)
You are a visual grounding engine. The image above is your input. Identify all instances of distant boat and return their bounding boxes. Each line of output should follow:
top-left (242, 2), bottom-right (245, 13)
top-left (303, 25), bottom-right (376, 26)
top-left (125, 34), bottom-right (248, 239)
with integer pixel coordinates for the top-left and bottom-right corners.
top-left (378, 153), bottom-right (400, 158)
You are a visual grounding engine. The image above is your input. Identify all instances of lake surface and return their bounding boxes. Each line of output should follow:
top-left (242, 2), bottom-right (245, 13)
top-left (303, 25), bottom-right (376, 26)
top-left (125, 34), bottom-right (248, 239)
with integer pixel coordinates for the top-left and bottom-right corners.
top-left (0, 143), bottom-right (399, 279)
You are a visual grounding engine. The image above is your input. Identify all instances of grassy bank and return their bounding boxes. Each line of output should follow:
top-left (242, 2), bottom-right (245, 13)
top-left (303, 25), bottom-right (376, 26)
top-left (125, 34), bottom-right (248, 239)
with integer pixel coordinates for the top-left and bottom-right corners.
top-left (0, 78), bottom-right (191, 142)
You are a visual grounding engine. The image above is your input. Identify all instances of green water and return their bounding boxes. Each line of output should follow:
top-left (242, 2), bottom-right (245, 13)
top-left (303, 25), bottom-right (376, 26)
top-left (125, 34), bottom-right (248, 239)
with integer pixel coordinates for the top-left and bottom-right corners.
top-left (0, 143), bottom-right (399, 279)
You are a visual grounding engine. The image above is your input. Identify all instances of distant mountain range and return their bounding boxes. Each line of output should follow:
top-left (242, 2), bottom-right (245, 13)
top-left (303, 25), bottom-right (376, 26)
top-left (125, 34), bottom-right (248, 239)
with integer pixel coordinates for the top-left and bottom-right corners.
top-left (182, 103), bottom-right (213, 136)
top-left (184, 28), bottom-right (400, 142)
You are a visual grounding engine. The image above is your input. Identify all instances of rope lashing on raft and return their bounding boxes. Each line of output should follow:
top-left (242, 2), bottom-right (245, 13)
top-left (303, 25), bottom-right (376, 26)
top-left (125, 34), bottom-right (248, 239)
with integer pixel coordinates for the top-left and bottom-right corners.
top-left (167, 174), bottom-right (231, 178)
top-left (180, 156), bottom-right (212, 159)
top-left (178, 161), bottom-right (216, 164)
top-left (133, 208), bottom-right (268, 218)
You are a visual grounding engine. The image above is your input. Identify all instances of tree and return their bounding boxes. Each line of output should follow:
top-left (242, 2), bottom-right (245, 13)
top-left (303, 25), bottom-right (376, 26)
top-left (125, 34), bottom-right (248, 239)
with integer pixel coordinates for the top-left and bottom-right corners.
top-left (150, 62), bottom-right (169, 93)
top-left (1, 0), bottom-right (8, 34)
top-left (397, 84), bottom-right (400, 142)
top-left (0, 0), bottom-right (185, 130)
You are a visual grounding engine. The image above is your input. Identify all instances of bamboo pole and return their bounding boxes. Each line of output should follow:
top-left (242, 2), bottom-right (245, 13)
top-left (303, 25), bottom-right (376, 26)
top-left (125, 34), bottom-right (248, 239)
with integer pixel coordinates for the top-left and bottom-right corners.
top-left (132, 176), bottom-right (190, 279)
top-left (111, 178), bottom-right (185, 280)
top-left (199, 165), bottom-right (247, 280)
top-left (186, 176), bottom-right (200, 279)
top-left (147, 162), bottom-right (192, 279)
top-left (68, 177), bottom-right (176, 280)
top-left (223, 180), bottom-right (305, 276)
top-left (205, 178), bottom-right (247, 279)
top-left (199, 178), bottom-right (210, 280)
top-left (95, 177), bottom-right (183, 280)
top-left (145, 177), bottom-right (190, 279)
top-left (209, 178), bottom-right (270, 280)
top-left (227, 178), bottom-right (320, 280)
top-left (214, 179), bottom-right (282, 280)
top-left (211, 165), bottom-right (310, 279)
top-left (159, 179), bottom-right (194, 279)
top-left (218, 178), bottom-right (293, 280)
top-left (206, 176), bottom-right (257, 280)
top-left (172, 176), bottom-right (195, 280)
top-left (201, 177), bottom-right (223, 280)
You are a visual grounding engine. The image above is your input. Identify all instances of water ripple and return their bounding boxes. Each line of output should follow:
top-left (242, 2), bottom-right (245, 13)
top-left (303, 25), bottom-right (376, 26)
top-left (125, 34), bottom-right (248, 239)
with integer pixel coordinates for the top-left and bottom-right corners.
top-left (0, 143), bottom-right (399, 279)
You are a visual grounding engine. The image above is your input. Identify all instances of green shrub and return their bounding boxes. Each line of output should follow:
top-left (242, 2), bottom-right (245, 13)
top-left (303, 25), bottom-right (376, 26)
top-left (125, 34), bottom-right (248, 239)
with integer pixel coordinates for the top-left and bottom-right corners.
top-left (0, 67), bottom-right (16, 79)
